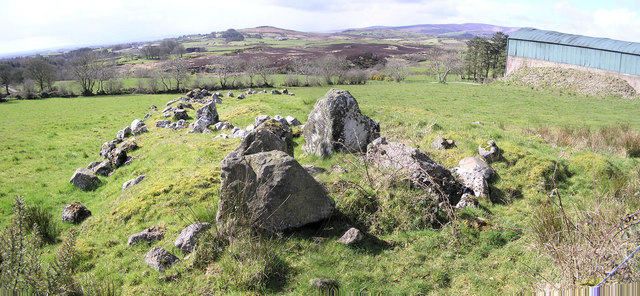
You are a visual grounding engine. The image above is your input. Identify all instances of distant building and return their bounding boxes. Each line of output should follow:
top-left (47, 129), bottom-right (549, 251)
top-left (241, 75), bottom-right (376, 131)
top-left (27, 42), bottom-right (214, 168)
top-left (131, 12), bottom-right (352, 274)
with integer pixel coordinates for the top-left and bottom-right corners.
top-left (506, 28), bottom-right (640, 91)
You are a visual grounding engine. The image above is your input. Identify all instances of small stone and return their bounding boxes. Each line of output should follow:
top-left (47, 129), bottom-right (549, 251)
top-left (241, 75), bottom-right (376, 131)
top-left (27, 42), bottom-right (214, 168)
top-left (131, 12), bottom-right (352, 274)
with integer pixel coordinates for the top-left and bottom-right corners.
top-left (173, 109), bottom-right (189, 120)
top-left (214, 134), bottom-right (229, 139)
top-left (174, 222), bottom-right (211, 253)
top-left (70, 168), bottom-right (100, 191)
top-left (156, 120), bottom-right (171, 128)
top-left (145, 247), bottom-right (179, 272)
top-left (285, 116), bottom-right (301, 126)
top-left (455, 193), bottom-right (478, 209)
top-left (237, 94), bottom-right (245, 99)
top-left (338, 227), bottom-right (364, 245)
top-left (122, 175), bottom-right (146, 191)
top-left (166, 99), bottom-right (177, 106)
top-left (131, 119), bottom-right (145, 131)
top-left (92, 161), bottom-right (113, 177)
top-left (309, 278), bottom-right (338, 290)
top-left (62, 201), bottom-right (91, 223)
top-left (116, 126), bottom-right (132, 141)
top-left (303, 164), bottom-right (326, 176)
top-left (254, 115), bottom-right (271, 127)
top-left (127, 226), bottom-right (164, 246)
top-left (431, 137), bottom-right (456, 150)
top-left (478, 140), bottom-right (501, 163)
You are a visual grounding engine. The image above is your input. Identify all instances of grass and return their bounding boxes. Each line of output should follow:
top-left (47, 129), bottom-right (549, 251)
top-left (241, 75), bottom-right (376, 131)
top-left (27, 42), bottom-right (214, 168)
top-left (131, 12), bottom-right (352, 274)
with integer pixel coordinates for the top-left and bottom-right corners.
top-left (1, 78), bottom-right (640, 294)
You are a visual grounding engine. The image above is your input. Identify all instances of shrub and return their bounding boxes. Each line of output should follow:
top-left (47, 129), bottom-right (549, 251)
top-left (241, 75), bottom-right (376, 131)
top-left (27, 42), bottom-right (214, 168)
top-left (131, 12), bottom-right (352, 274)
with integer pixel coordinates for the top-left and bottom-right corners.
top-left (24, 205), bottom-right (59, 244)
top-left (283, 75), bottom-right (301, 87)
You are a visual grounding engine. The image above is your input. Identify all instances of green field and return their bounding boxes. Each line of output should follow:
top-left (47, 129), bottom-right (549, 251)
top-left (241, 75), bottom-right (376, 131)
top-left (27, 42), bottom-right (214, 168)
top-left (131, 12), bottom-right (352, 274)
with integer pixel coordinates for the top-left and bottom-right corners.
top-left (1, 79), bottom-right (639, 294)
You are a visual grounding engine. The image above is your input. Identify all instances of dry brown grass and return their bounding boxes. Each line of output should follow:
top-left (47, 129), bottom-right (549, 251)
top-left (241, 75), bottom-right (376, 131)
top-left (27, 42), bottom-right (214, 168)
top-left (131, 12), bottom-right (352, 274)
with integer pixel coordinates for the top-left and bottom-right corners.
top-left (527, 124), bottom-right (640, 158)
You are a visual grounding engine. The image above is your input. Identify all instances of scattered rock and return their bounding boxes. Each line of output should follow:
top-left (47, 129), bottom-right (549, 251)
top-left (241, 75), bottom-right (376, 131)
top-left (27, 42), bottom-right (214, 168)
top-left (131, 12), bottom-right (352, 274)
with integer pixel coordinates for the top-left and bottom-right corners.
top-left (256, 119), bottom-right (294, 156)
top-left (92, 161), bottom-right (113, 177)
top-left (237, 94), bottom-right (245, 100)
top-left (271, 89), bottom-right (281, 95)
top-left (367, 137), bottom-right (464, 204)
top-left (214, 134), bottom-right (229, 140)
top-left (127, 226), bottom-right (165, 246)
top-left (86, 161), bottom-right (101, 171)
top-left (156, 120), bottom-right (171, 128)
top-left (303, 164), bottom-right (326, 176)
top-left (166, 99), bottom-right (178, 106)
top-left (177, 103), bottom-right (193, 110)
top-left (109, 147), bottom-right (128, 168)
top-left (254, 115), bottom-right (271, 127)
top-left (144, 113), bottom-right (152, 120)
top-left (285, 116), bottom-right (301, 126)
top-left (431, 137), bottom-right (456, 150)
top-left (150, 105), bottom-right (157, 110)
top-left (173, 109), bottom-right (189, 120)
top-left (472, 121), bottom-right (485, 126)
top-left (331, 165), bottom-right (347, 174)
top-left (163, 111), bottom-right (172, 117)
top-left (338, 227), bottom-right (364, 245)
top-left (195, 101), bottom-right (219, 125)
top-left (455, 193), bottom-right (478, 209)
top-left (217, 150), bottom-right (335, 232)
top-left (162, 106), bottom-right (172, 113)
top-left (246, 124), bottom-right (255, 131)
top-left (145, 247), bottom-right (179, 272)
top-left (174, 222), bottom-right (211, 253)
top-left (122, 175), bottom-right (146, 191)
top-left (131, 119), bottom-right (145, 131)
top-left (479, 140), bottom-right (501, 163)
top-left (309, 278), bottom-right (338, 290)
top-left (281, 89), bottom-right (288, 94)
top-left (116, 126), bottom-right (132, 141)
top-left (229, 127), bottom-right (248, 139)
top-left (226, 91), bottom-right (234, 98)
top-left (232, 128), bottom-right (293, 157)
top-left (452, 157), bottom-right (494, 198)
top-left (213, 121), bottom-right (233, 131)
top-left (303, 89), bottom-right (380, 158)
top-left (70, 168), bottom-right (100, 191)
top-left (133, 126), bottom-right (148, 136)
top-left (62, 201), bottom-right (91, 223)
top-left (273, 115), bottom-right (289, 127)
top-left (100, 139), bottom-right (119, 158)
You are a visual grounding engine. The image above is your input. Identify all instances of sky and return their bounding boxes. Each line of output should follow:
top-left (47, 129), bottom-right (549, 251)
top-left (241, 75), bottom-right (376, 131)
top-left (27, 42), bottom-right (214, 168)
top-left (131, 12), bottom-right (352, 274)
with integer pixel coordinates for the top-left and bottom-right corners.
top-left (1, 0), bottom-right (639, 56)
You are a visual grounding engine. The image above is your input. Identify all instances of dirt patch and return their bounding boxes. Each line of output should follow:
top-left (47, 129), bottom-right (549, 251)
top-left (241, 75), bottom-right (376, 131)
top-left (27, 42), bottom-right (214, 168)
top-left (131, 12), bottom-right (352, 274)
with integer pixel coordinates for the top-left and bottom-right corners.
top-left (503, 67), bottom-right (637, 99)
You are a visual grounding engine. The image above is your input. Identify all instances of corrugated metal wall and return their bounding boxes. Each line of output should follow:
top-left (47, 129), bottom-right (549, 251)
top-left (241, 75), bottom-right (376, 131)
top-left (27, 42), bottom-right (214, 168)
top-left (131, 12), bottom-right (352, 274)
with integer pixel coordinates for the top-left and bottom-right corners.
top-left (507, 39), bottom-right (640, 76)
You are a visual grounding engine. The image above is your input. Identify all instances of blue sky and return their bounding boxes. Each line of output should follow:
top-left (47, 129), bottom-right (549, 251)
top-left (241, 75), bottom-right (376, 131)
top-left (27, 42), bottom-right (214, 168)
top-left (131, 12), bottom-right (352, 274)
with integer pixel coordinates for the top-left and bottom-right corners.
top-left (0, 0), bottom-right (639, 56)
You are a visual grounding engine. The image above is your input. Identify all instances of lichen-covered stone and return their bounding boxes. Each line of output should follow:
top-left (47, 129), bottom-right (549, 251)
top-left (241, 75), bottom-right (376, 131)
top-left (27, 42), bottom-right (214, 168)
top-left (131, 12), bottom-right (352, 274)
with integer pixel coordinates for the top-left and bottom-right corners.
top-left (303, 89), bottom-right (380, 158)
top-left (62, 201), bottom-right (91, 223)
top-left (70, 168), bottom-right (100, 191)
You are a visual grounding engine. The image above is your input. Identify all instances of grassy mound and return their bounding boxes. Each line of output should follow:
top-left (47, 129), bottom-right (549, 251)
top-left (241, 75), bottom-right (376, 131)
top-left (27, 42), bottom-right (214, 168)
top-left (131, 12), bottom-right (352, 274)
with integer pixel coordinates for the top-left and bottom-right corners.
top-left (503, 66), bottom-right (637, 99)
top-left (1, 80), bottom-right (640, 294)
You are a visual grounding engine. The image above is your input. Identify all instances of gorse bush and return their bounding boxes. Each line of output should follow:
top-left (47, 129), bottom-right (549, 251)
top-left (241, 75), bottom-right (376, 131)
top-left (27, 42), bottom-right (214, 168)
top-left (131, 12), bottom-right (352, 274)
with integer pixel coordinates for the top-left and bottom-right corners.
top-left (24, 205), bottom-right (59, 244)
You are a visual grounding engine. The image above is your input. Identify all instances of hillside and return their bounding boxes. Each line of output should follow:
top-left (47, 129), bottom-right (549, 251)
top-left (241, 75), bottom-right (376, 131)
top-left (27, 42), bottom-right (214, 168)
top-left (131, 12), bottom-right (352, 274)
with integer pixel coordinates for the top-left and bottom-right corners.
top-left (1, 76), bottom-right (640, 294)
top-left (345, 23), bottom-right (520, 38)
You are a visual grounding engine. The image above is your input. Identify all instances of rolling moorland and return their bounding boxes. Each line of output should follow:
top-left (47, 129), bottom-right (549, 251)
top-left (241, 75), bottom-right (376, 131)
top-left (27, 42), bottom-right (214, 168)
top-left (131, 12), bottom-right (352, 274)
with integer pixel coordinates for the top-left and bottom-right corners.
top-left (1, 25), bottom-right (640, 295)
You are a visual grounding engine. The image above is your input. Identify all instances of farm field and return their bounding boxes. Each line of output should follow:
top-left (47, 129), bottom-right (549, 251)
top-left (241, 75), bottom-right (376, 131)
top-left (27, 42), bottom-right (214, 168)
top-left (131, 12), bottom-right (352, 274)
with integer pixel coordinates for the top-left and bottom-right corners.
top-left (1, 79), bottom-right (639, 295)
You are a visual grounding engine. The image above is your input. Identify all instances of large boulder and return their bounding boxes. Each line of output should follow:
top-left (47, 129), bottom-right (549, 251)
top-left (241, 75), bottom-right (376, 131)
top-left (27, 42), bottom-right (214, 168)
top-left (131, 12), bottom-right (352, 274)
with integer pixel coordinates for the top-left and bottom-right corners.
top-left (233, 128), bottom-right (293, 157)
top-left (195, 101), bottom-right (219, 126)
top-left (62, 201), bottom-right (91, 223)
top-left (452, 157), bottom-right (494, 198)
top-left (254, 115), bottom-right (271, 127)
top-left (116, 126), bottom-right (132, 141)
top-left (108, 146), bottom-right (128, 168)
top-left (127, 226), bottom-right (164, 246)
top-left (70, 168), bottom-right (100, 191)
top-left (92, 161), bottom-right (113, 177)
top-left (173, 109), bottom-right (189, 120)
top-left (252, 119), bottom-right (294, 156)
top-left (217, 150), bottom-right (335, 232)
top-left (174, 222), bottom-right (211, 253)
top-left (367, 137), bottom-right (464, 204)
top-left (145, 247), bottom-right (179, 272)
top-left (303, 89), bottom-right (380, 158)
top-left (100, 139), bottom-right (120, 158)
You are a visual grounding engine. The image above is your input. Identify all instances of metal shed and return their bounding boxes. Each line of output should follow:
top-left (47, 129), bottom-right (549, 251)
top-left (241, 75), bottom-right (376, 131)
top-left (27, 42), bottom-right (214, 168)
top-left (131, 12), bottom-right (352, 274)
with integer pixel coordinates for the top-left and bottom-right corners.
top-left (506, 28), bottom-right (640, 90)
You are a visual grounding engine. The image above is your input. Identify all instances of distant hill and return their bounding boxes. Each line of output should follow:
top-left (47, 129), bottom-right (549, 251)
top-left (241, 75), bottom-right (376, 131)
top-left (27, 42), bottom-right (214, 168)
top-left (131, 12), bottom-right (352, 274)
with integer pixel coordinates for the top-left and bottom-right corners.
top-left (344, 23), bottom-right (521, 38)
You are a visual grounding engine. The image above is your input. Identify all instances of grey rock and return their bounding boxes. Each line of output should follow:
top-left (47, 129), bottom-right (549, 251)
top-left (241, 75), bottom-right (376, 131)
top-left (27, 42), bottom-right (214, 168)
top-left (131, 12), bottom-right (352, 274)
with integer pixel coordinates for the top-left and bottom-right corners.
top-left (452, 157), bottom-right (494, 198)
top-left (217, 150), bottom-right (335, 232)
top-left (162, 106), bottom-right (172, 113)
top-left (367, 137), bottom-right (464, 204)
top-left (254, 115), bottom-right (271, 127)
top-left (191, 118), bottom-right (210, 133)
top-left (233, 128), bottom-right (293, 157)
top-left (70, 168), bottom-right (100, 191)
top-left (479, 140), bottom-right (501, 163)
top-left (309, 278), bottom-right (338, 290)
top-left (289, 93), bottom-right (295, 96)
top-left (229, 127), bottom-right (248, 139)
top-left (87, 161), bottom-right (101, 170)
top-left (131, 119), bottom-right (145, 131)
top-left (431, 137), bottom-right (456, 150)
top-left (166, 99), bottom-right (178, 106)
top-left (214, 98), bottom-right (222, 104)
top-left (163, 111), bottom-right (172, 117)
top-left (116, 126), bottom-right (132, 141)
top-left (271, 89), bottom-right (281, 95)
top-left (133, 126), bottom-right (148, 136)
top-left (100, 139), bottom-right (120, 159)
top-left (122, 175), bottom-right (146, 191)
top-left (177, 103), bottom-right (194, 110)
top-left (150, 105), bottom-right (157, 110)
top-left (472, 121), bottom-right (485, 126)
top-left (255, 119), bottom-right (294, 156)
top-left (145, 247), bottom-right (179, 272)
top-left (285, 116), bottom-right (301, 126)
top-left (455, 193), bottom-right (478, 209)
top-left (173, 109), bottom-right (189, 120)
top-left (193, 101), bottom-right (219, 131)
top-left (175, 119), bottom-right (188, 129)
top-left (303, 89), bottom-right (380, 158)
top-left (273, 115), bottom-right (289, 127)
top-left (62, 201), bottom-right (91, 223)
top-left (92, 161), bottom-right (113, 177)
top-left (109, 146), bottom-right (128, 168)
top-left (226, 91), bottom-right (234, 98)
top-left (213, 121), bottom-right (233, 131)
top-left (214, 134), bottom-right (229, 139)
top-left (174, 222), bottom-right (211, 253)
top-left (338, 227), bottom-right (364, 245)
top-left (245, 124), bottom-right (255, 131)
top-left (144, 113), bottom-right (152, 120)
top-left (303, 164), bottom-right (326, 176)
top-left (237, 94), bottom-right (245, 100)
top-left (156, 120), bottom-right (171, 128)
top-left (127, 226), bottom-right (164, 246)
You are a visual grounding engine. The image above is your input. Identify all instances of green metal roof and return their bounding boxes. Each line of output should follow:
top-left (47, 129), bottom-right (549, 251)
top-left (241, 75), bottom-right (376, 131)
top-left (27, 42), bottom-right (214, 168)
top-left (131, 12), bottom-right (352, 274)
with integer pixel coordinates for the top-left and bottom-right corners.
top-left (509, 28), bottom-right (640, 56)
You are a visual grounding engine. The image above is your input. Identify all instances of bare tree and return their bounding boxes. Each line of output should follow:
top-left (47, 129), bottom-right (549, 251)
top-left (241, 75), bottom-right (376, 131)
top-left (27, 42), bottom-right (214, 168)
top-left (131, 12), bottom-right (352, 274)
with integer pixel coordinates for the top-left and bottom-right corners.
top-left (384, 58), bottom-right (409, 83)
top-left (171, 44), bottom-right (186, 58)
top-left (162, 58), bottom-right (191, 91)
top-left (68, 51), bottom-right (100, 96)
top-left (0, 64), bottom-right (15, 95)
top-left (247, 57), bottom-right (272, 87)
top-left (210, 56), bottom-right (241, 89)
top-left (314, 55), bottom-right (348, 85)
top-left (96, 62), bottom-right (116, 94)
top-left (26, 57), bottom-right (56, 91)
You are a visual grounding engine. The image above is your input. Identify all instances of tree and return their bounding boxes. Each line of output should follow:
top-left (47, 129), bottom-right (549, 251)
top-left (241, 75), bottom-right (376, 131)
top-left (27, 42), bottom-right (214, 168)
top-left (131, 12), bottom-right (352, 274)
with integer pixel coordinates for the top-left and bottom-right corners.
top-left (221, 29), bottom-right (244, 42)
top-left (140, 46), bottom-right (161, 60)
top-left (313, 55), bottom-right (348, 85)
top-left (246, 57), bottom-right (271, 87)
top-left (384, 58), bottom-right (409, 83)
top-left (68, 51), bottom-right (100, 96)
top-left (0, 64), bottom-right (15, 95)
top-left (210, 56), bottom-right (242, 89)
top-left (95, 62), bottom-right (116, 95)
top-left (162, 58), bottom-right (190, 91)
top-left (26, 57), bottom-right (56, 91)
top-left (171, 44), bottom-right (186, 57)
